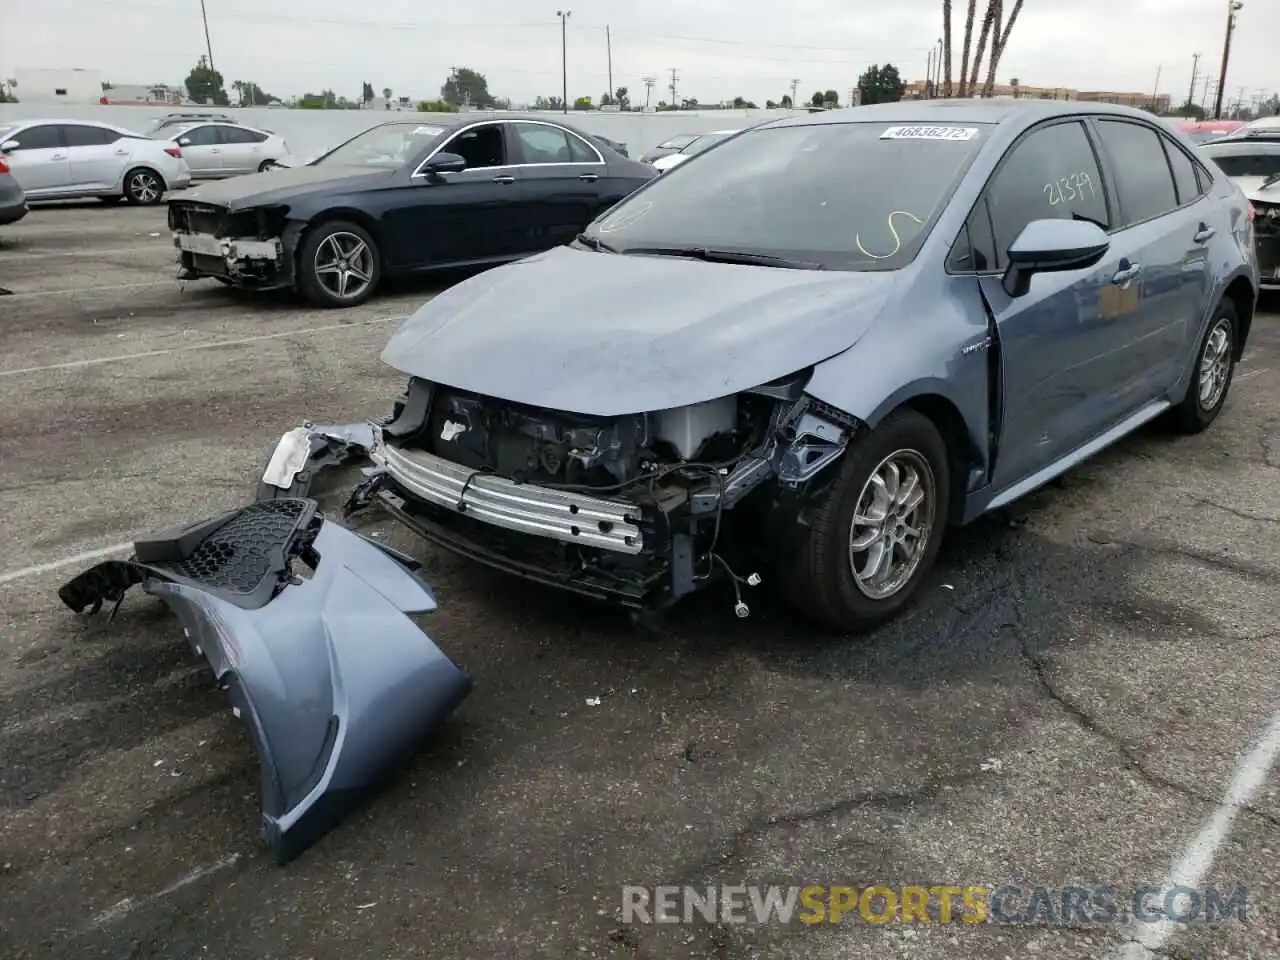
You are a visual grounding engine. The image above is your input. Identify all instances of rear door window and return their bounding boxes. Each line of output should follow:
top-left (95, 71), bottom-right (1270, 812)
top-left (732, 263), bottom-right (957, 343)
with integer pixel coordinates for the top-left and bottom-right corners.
top-left (1094, 119), bottom-right (1180, 225)
top-left (982, 120), bottom-right (1110, 270)
top-left (1161, 136), bottom-right (1204, 205)
top-left (221, 126), bottom-right (267, 144)
top-left (63, 125), bottom-right (117, 147)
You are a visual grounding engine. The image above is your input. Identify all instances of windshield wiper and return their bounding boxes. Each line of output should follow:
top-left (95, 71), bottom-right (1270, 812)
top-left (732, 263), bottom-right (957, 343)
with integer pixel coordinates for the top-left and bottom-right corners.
top-left (618, 246), bottom-right (824, 270)
top-left (575, 232), bottom-right (620, 253)
top-left (1259, 172), bottom-right (1280, 191)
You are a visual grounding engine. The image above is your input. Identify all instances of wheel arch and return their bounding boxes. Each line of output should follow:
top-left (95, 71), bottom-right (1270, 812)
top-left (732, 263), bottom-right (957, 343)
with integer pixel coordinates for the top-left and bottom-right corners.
top-left (296, 208), bottom-right (385, 249)
top-left (859, 387), bottom-right (983, 528)
top-left (1222, 274), bottom-right (1255, 361)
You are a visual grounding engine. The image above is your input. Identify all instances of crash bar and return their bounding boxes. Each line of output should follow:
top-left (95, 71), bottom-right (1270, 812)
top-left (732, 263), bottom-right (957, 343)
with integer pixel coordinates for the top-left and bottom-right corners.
top-left (382, 445), bottom-right (644, 555)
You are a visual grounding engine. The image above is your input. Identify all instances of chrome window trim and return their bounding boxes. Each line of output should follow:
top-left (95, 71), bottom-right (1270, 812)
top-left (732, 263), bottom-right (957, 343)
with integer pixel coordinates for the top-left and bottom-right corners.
top-left (410, 118), bottom-right (606, 178)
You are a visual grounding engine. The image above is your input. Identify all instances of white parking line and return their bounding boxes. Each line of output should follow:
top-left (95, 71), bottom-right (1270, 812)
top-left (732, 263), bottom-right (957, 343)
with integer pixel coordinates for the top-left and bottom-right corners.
top-left (88, 853), bottom-right (242, 929)
top-left (1107, 709), bottom-right (1280, 958)
top-left (0, 541), bottom-right (134, 586)
top-left (0, 314), bottom-right (406, 379)
top-left (1, 243), bottom-right (169, 260)
top-left (0, 280), bottom-right (172, 299)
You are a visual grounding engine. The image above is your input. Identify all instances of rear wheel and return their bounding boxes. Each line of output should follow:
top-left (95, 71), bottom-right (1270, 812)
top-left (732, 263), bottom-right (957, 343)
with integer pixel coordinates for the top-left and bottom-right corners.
top-left (296, 220), bottom-right (381, 308)
top-left (258, 159), bottom-right (277, 172)
top-left (785, 408), bottom-right (950, 632)
top-left (1168, 299), bottom-right (1237, 434)
top-left (123, 167), bottom-right (165, 205)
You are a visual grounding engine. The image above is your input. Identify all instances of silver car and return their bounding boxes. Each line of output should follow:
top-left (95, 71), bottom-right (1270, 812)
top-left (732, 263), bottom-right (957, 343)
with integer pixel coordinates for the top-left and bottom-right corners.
top-left (0, 118), bottom-right (191, 204)
top-left (161, 122), bottom-right (291, 179)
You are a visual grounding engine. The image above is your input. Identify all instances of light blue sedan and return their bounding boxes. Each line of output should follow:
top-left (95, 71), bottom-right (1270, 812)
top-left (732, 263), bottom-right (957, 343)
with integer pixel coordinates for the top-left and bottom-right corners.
top-left (269, 98), bottom-right (1262, 632)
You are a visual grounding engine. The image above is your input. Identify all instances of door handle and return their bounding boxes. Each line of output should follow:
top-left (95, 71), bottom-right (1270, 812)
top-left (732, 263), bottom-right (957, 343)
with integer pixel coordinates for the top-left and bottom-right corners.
top-left (1111, 263), bottom-right (1142, 285)
top-left (1193, 225), bottom-right (1216, 243)
top-left (491, 175), bottom-right (515, 184)
top-left (211, 148), bottom-right (221, 154)
top-left (578, 173), bottom-right (599, 181)
top-left (51, 153), bottom-right (67, 160)
top-left (115, 149), bottom-right (129, 155)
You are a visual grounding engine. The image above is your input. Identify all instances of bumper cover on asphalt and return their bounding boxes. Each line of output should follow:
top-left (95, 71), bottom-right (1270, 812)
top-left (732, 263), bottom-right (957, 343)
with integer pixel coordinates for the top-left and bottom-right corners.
top-left (57, 497), bottom-right (472, 864)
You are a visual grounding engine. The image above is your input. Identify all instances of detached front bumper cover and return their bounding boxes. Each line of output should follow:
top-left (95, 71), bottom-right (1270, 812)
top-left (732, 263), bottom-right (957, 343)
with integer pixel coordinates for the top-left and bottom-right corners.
top-left (57, 497), bottom-right (472, 864)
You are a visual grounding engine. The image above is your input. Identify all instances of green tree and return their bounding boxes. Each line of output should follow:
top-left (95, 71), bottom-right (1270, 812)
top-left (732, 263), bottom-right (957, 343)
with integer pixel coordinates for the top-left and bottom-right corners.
top-left (857, 63), bottom-right (905, 106)
top-left (1175, 101), bottom-right (1207, 120)
top-left (232, 80), bottom-right (275, 106)
top-left (298, 89), bottom-right (339, 109)
top-left (614, 86), bottom-right (630, 110)
top-left (440, 67), bottom-right (496, 108)
top-left (780, 94), bottom-right (792, 108)
top-left (362, 81), bottom-right (375, 105)
top-left (824, 89), bottom-right (840, 107)
top-left (810, 90), bottom-right (824, 107)
top-left (418, 99), bottom-right (458, 112)
top-left (184, 56), bottom-right (228, 105)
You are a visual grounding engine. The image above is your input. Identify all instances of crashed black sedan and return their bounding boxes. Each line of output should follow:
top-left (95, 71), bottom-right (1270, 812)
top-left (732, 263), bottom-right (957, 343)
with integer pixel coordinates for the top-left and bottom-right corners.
top-left (168, 116), bottom-right (656, 307)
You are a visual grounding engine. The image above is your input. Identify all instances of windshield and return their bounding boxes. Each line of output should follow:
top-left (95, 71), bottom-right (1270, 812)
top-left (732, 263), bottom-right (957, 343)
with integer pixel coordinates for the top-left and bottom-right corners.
top-left (315, 122), bottom-right (449, 168)
top-left (584, 121), bottom-right (990, 271)
top-left (1204, 152), bottom-right (1280, 179)
top-left (684, 132), bottom-right (734, 156)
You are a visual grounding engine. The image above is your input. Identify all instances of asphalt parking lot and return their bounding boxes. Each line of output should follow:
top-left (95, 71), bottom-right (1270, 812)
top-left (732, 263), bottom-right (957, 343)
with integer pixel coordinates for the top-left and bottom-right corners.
top-left (0, 202), bottom-right (1278, 960)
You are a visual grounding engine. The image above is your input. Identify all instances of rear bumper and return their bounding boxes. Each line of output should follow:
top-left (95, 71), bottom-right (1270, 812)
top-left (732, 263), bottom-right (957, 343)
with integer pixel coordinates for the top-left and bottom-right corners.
top-left (0, 181), bottom-right (27, 224)
top-left (58, 498), bottom-right (471, 863)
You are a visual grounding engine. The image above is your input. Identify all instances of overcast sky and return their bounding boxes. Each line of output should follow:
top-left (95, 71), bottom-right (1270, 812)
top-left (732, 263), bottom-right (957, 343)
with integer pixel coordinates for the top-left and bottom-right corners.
top-left (2, 0), bottom-right (1274, 109)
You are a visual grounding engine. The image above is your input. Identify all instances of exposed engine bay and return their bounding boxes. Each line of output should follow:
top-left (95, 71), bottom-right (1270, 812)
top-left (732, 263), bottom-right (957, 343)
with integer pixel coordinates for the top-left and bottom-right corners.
top-left (291, 372), bottom-right (860, 617)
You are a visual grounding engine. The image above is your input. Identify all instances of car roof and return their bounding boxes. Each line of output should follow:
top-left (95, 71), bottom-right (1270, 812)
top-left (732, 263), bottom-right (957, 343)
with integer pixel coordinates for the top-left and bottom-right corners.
top-left (757, 97), bottom-right (1170, 132)
top-left (2, 117), bottom-right (137, 135)
top-left (361, 113), bottom-right (599, 132)
top-left (1201, 139), bottom-right (1280, 156)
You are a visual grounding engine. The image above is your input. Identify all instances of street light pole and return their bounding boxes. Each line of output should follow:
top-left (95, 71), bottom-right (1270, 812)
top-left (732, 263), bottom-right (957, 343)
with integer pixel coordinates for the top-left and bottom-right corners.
top-left (1213, 0), bottom-right (1243, 120)
top-left (556, 10), bottom-right (571, 114)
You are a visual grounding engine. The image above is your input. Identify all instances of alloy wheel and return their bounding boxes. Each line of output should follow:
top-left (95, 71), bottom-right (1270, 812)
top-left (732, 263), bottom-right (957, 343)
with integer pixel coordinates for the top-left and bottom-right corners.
top-left (128, 171), bottom-right (161, 203)
top-left (313, 231), bottom-right (374, 301)
top-left (848, 449), bottom-right (937, 600)
top-left (1198, 316), bottom-right (1232, 411)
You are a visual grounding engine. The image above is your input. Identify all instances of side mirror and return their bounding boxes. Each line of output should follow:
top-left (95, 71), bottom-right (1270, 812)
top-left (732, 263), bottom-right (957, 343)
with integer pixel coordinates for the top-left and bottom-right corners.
top-left (1002, 218), bottom-right (1111, 298)
top-left (423, 151), bottom-right (466, 176)
top-left (178, 137), bottom-right (192, 146)
top-left (0, 140), bottom-right (18, 152)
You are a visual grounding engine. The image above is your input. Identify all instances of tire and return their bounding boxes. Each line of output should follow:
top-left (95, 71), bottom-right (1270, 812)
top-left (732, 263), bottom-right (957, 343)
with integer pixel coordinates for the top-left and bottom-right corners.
top-left (295, 220), bottom-right (382, 308)
top-left (123, 167), bottom-right (165, 205)
top-left (1168, 299), bottom-right (1237, 434)
top-left (785, 408), bottom-right (951, 632)
top-left (258, 160), bottom-right (277, 173)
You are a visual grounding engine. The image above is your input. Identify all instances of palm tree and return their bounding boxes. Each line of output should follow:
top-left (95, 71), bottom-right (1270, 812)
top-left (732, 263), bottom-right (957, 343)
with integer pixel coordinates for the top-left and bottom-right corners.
top-left (982, 0), bottom-right (1026, 98)
top-left (957, 0), bottom-right (978, 97)
top-left (942, 0), bottom-right (953, 97)
top-left (967, 0), bottom-right (998, 96)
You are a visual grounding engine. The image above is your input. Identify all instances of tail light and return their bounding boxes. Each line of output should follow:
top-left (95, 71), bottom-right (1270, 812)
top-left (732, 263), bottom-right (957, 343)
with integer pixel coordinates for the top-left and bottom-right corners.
top-left (0, 157), bottom-right (8, 174)
top-left (165, 145), bottom-right (182, 158)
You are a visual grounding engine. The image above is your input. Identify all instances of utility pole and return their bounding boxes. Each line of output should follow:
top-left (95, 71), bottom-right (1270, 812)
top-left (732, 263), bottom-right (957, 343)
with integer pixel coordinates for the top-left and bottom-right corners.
top-left (926, 48), bottom-right (935, 98)
top-left (199, 0), bottom-right (215, 74)
top-left (669, 68), bottom-right (679, 107)
top-left (641, 76), bottom-right (655, 111)
top-left (1150, 64), bottom-right (1161, 112)
top-left (1186, 53), bottom-right (1199, 111)
top-left (555, 10), bottom-right (571, 114)
top-left (606, 25), bottom-right (613, 99)
top-left (790, 78), bottom-right (799, 107)
top-left (1213, 0), bottom-right (1243, 120)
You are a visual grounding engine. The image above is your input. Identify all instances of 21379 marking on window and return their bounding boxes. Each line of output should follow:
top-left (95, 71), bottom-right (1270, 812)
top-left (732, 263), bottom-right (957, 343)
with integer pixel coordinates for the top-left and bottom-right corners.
top-left (1045, 171), bottom-right (1098, 206)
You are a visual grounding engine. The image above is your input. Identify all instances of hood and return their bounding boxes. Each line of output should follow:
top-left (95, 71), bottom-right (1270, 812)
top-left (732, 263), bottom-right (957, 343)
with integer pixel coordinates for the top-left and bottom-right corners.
top-left (174, 164), bottom-right (389, 210)
top-left (380, 244), bottom-right (901, 416)
top-left (1231, 175), bottom-right (1280, 204)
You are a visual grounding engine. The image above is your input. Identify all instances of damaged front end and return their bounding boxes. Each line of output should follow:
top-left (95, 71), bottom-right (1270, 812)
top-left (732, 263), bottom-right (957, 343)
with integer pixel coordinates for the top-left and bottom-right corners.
top-left (170, 199), bottom-right (297, 289)
top-left (57, 497), bottom-right (471, 864)
top-left (261, 373), bottom-right (859, 618)
top-left (1253, 198), bottom-right (1280, 288)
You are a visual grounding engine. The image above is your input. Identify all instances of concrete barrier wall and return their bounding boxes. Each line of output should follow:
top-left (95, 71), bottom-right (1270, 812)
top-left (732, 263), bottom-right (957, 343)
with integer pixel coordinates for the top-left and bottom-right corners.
top-left (0, 103), bottom-right (818, 160)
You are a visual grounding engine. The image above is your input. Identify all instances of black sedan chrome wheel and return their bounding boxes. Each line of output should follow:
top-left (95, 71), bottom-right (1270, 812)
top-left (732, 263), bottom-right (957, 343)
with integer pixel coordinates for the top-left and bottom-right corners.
top-left (296, 220), bottom-right (382, 308)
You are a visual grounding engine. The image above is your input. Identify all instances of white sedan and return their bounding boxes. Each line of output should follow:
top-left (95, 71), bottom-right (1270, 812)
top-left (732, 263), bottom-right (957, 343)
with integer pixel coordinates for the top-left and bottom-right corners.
top-left (0, 118), bottom-right (191, 204)
top-left (650, 129), bottom-right (741, 172)
top-left (161, 122), bottom-right (292, 179)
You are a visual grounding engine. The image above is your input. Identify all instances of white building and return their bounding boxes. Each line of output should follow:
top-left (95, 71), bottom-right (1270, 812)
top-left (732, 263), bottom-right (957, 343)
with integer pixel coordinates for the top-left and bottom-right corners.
top-left (10, 67), bottom-right (104, 104)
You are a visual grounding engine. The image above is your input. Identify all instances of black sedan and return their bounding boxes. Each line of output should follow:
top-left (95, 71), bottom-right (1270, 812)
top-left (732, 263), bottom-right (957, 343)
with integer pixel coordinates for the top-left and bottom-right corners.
top-left (168, 116), bottom-right (658, 307)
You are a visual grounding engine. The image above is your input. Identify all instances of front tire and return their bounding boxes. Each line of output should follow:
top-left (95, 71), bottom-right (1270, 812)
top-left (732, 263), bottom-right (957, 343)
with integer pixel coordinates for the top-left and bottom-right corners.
top-left (123, 167), bottom-right (165, 205)
top-left (785, 408), bottom-right (951, 632)
top-left (1168, 299), bottom-right (1237, 434)
top-left (296, 220), bottom-right (381, 308)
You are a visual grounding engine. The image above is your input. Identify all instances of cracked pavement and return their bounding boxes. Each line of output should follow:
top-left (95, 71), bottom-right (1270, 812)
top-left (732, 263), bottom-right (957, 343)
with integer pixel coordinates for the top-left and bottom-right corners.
top-left (0, 203), bottom-right (1277, 960)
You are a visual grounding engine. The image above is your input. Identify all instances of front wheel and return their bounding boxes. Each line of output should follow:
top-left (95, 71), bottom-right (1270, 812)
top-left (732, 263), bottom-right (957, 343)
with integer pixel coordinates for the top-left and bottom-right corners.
top-left (785, 408), bottom-right (951, 632)
top-left (258, 160), bottom-right (277, 173)
top-left (296, 220), bottom-right (381, 308)
top-left (123, 167), bottom-right (165, 205)
top-left (1167, 299), bottom-right (1238, 434)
